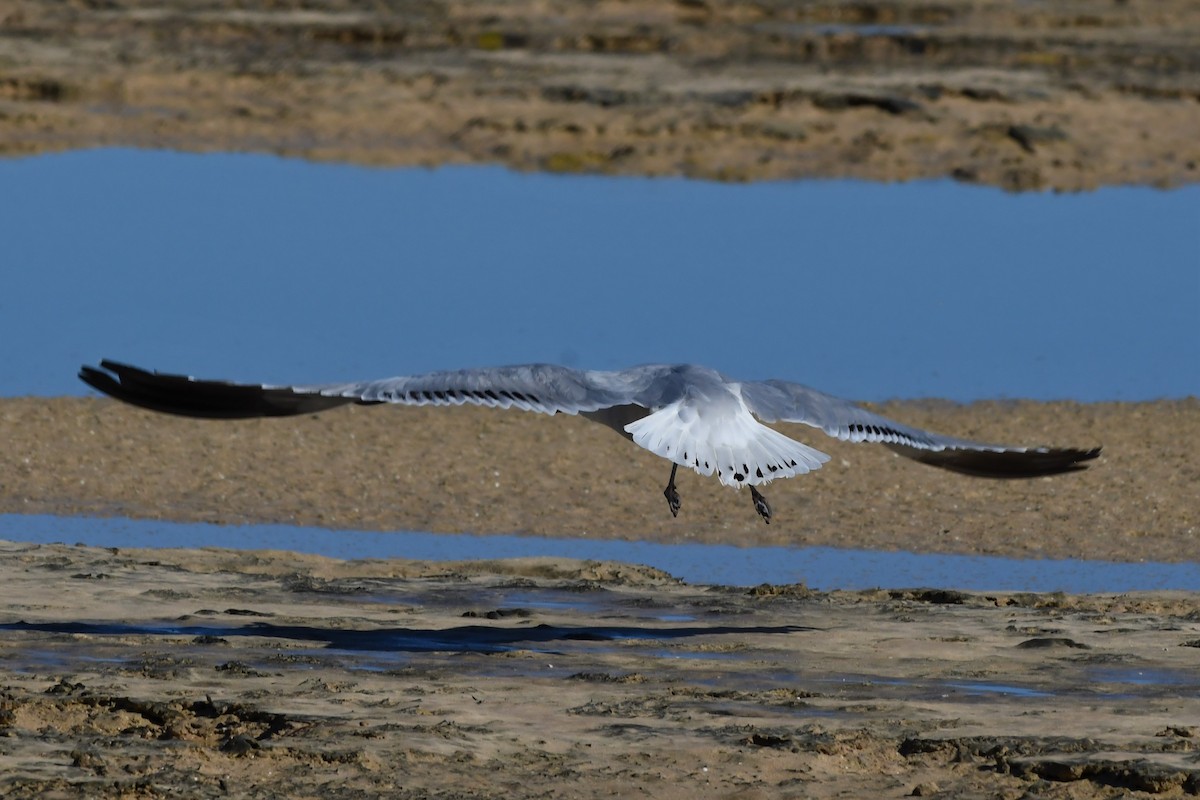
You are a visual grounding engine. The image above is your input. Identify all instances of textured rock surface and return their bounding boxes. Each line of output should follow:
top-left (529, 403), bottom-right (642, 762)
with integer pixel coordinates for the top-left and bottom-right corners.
top-left (0, 540), bottom-right (1197, 799)
top-left (2, 0), bottom-right (1198, 190)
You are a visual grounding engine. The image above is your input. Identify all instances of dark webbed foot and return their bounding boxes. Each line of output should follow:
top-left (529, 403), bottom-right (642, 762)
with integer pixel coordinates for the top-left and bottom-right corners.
top-left (750, 486), bottom-right (772, 524)
top-left (664, 484), bottom-right (681, 517)
top-left (663, 463), bottom-right (681, 518)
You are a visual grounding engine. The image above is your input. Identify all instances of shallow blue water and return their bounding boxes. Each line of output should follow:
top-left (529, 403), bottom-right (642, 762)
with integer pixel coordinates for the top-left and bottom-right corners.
top-left (2, 149), bottom-right (1196, 402)
top-left (4, 514), bottom-right (1197, 593)
top-left (2, 151), bottom-right (1194, 595)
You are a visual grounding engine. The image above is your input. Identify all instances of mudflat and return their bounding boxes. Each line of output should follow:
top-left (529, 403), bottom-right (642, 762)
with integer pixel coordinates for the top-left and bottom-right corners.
top-left (1, 397), bottom-right (1198, 796)
top-left (1, 541), bottom-right (1198, 799)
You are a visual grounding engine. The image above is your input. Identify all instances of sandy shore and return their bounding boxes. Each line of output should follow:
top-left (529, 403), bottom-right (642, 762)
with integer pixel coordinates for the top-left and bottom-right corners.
top-left (2, 396), bottom-right (1196, 562)
top-left (1, 540), bottom-right (1198, 798)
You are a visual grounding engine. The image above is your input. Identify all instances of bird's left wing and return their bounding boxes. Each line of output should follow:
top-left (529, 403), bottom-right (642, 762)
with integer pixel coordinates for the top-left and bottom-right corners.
top-left (79, 360), bottom-right (650, 420)
top-left (739, 378), bottom-right (1100, 477)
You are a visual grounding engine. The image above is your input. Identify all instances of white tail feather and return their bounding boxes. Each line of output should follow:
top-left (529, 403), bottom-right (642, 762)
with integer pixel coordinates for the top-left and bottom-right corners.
top-left (625, 399), bottom-right (829, 488)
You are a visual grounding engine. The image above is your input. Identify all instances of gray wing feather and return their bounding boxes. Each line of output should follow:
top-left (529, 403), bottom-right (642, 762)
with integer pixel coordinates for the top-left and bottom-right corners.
top-left (298, 363), bottom-right (672, 416)
top-left (79, 360), bottom-right (667, 420)
top-left (742, 379), bottom-right (1018, 452)
top-left (740, 379), bottom-right (1102, 477)
top-left (739, 381), bottom-right (1070, 453)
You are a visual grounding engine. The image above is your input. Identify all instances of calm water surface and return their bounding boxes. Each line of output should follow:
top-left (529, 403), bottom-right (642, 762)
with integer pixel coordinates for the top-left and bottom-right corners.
top-left (2, 148), bottom-right (1196, 401)
top-left (3, 514), bottom-right (1198, 593)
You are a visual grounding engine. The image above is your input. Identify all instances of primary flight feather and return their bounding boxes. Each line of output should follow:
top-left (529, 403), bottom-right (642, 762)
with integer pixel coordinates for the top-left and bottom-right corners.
top-left (79, 359), bottom-right (1101, 523)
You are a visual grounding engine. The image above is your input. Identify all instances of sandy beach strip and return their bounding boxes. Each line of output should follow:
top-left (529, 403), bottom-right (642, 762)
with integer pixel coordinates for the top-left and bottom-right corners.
top-left (1, 396), bottom-right (1195, 562)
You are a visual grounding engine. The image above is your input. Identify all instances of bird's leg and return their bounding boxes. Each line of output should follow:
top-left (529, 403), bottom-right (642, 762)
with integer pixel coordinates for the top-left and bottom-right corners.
top-left (750, 486), bottom-right (772, 524)
top-left (663, 463), bottom-right (681, 518)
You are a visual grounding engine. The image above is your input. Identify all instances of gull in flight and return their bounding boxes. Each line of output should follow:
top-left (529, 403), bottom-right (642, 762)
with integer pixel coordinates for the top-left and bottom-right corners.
top-left (79, 360), bottom-right (1100, 524)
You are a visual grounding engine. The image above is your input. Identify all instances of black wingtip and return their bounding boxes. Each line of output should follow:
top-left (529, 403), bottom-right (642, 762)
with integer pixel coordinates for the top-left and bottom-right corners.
top-left (78, 364), bottom-right (118, 395)
top-left (887, 443), bottom-right (1102, 478)
top-left (78, 359), bottom-right (354, 419)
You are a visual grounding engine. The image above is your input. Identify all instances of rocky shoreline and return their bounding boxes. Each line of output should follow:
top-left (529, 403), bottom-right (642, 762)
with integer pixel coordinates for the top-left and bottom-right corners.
top-left (3, 0), bottom-right (1199, 190)
top-left (1, 540), bottom-right (1197, 799)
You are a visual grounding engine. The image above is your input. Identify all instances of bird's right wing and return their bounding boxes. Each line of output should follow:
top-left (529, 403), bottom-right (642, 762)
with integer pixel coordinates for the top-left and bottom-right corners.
top-left (78, 360), bottom-right (655, 420)
top-left (739, 379), bottom-right (1100, 477)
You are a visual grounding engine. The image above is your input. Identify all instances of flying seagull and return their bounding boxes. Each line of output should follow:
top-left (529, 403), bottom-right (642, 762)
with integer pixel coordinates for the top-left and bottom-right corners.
top-left (79, 360), bottom-right (1100, 524)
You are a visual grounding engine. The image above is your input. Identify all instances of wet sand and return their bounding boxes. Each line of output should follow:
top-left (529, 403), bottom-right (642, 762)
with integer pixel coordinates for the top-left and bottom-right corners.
top-left (1, 540), bottom-right (1198, 798)
top-left (1, 398), bottom-right (1198, 795)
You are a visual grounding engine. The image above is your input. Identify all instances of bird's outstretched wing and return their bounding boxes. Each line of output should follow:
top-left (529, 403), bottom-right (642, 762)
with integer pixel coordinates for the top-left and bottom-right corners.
top-left (78, 360), bottom-right (655, 420)
top-left (78, 360), bottom-right (355, 419)
top-left (739, 379), bottom-right (1100, 478)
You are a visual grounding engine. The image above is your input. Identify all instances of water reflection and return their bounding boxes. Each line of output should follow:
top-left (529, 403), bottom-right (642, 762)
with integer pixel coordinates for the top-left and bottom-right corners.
top-left (3, 514), bottom-right (1198, 593)
top-left (1, 149), bottom-right (1196, 401)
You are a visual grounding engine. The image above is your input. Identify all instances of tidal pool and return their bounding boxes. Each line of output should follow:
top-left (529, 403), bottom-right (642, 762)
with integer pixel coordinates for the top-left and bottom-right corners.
top-left (2, 149), bottom-right (1196, 402)
top-left (3, 514), bottom-right (1197, 593)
